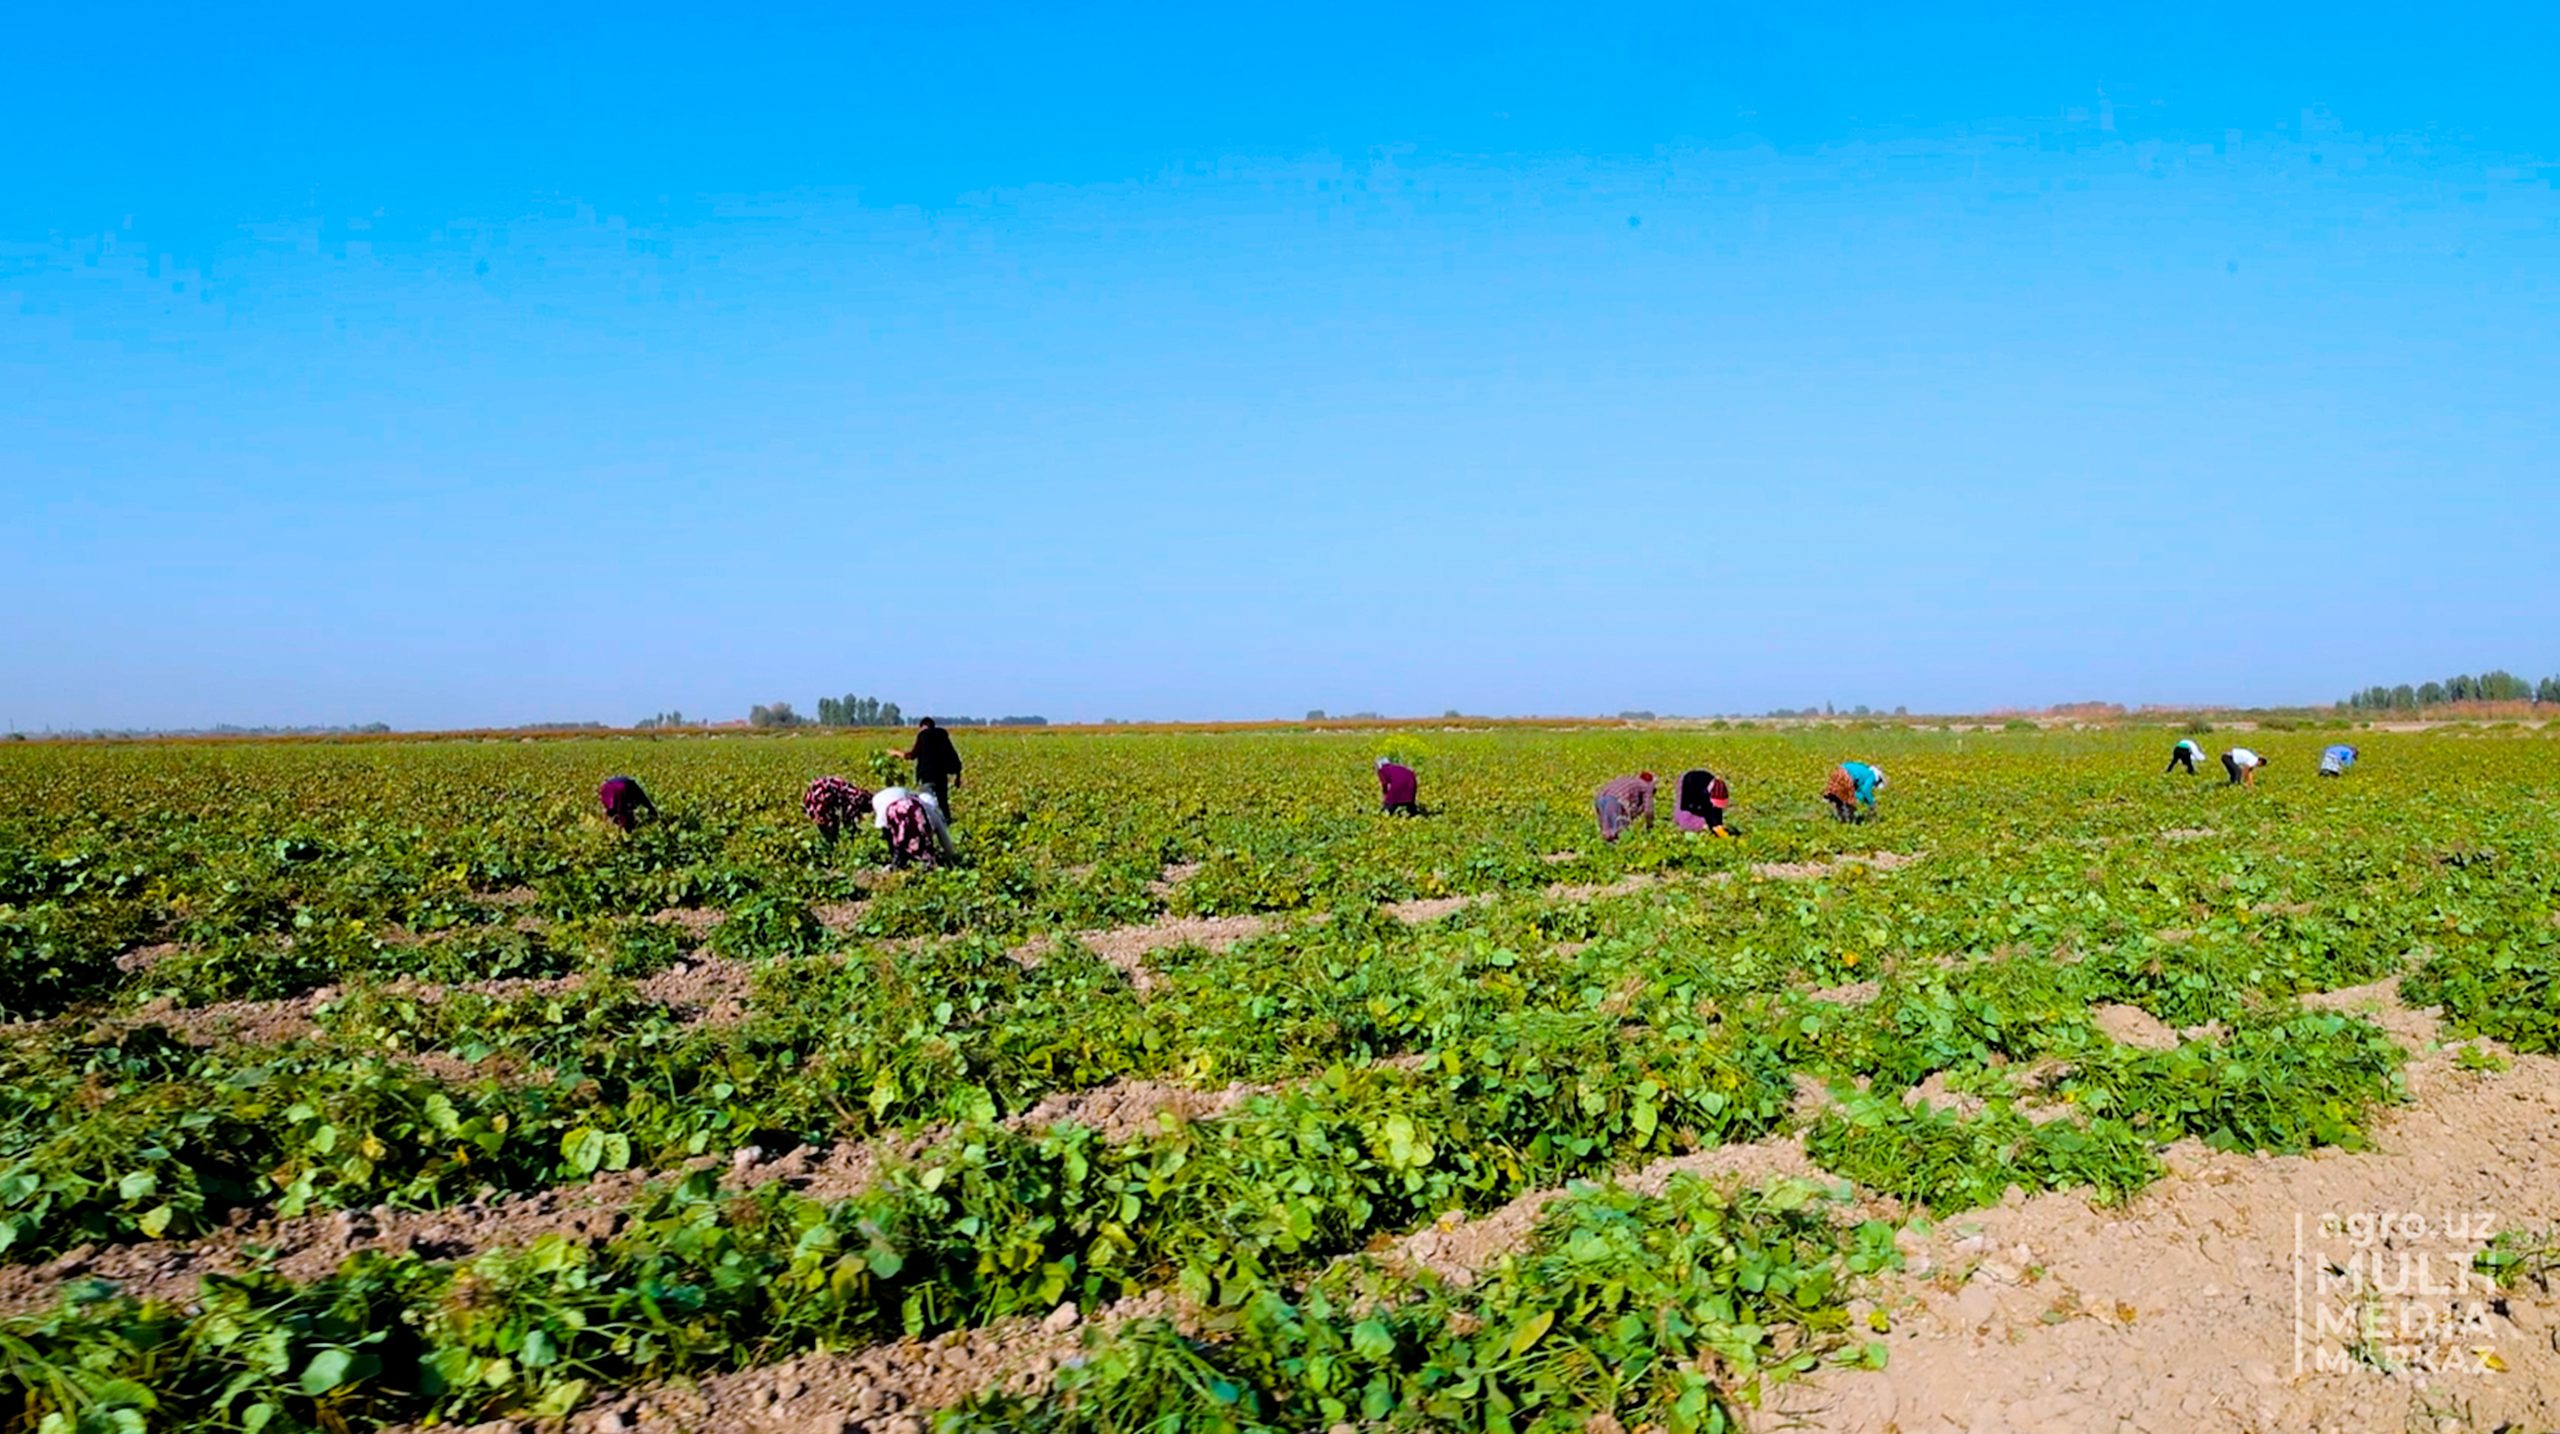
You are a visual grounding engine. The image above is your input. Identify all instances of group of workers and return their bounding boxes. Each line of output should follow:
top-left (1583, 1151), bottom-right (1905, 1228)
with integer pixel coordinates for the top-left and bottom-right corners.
top-left (1374, 756), bottom-right (1874, 842)
top-left (2165, 737), bottom-right (2360, 785)
top-left (597, 717), bottom-right (968, 867)
top-left (600, 722), bottom-right (2365, 865)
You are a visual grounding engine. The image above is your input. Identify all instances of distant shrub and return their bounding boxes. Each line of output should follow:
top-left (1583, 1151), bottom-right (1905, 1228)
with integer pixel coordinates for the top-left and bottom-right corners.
top-left (2002, 719), bottom-right (2038, 733)
top-left (2183, 719), bottom-right (2215, 735)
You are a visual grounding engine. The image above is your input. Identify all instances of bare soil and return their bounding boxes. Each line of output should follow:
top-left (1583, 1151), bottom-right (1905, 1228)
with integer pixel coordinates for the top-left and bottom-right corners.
top-left (1762, 983), bottom-right (2560, 1434)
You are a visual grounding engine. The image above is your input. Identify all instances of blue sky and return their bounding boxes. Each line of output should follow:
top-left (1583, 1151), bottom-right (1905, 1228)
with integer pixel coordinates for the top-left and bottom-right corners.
top-left (5, 3), bottom-right (2556, 729)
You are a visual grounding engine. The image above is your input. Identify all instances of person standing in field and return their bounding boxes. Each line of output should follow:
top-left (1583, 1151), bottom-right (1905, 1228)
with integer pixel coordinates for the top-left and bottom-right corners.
top-left (2165, 738), bottom-right (2205, 775)
top-left (1594, 771), bottom-right (1657, 841)
top-left (1674, 769), bottom-right (1734, 836)
top-left (888, 718), bottom-right (964, 819)
top-left (802, 776), bottom-right (870, 845)
top-left (1376, 758), bottom-right (1421, 815)
top-left (2222, 747), bottom-right (2267, 786)
top-left (2318, 744), bottom-right (2360, 777)
top-left (597, 775), bottom-right (659, 832)
top-left (1823, 761), bottom-right (1885, 822)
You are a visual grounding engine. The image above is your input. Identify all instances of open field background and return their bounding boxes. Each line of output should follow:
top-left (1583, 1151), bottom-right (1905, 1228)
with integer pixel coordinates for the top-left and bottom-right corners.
top-left (2, 727), bottom-right (2556, 1433)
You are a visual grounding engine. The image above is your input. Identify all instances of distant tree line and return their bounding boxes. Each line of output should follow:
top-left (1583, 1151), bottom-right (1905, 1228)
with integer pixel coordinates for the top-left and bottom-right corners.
top-left (1764, 704), bottom-right (1906, 718)
top-left (30, 721), bottom-right (397, 738)
top-left (814, 695), bottom-right (902, 726)
top-left (2341, 670), bottom-right (2560, 711)
top-left (728, 696), bottom-right (1050, 729)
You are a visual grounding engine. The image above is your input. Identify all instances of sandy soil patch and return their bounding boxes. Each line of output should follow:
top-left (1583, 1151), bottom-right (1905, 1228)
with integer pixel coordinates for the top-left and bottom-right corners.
top-left (1145, 861), bottom-right (1201, 897)
top-left (1803, 980), bottom-right (1882, 1005)
top-left (0, 1169), bottom-right (662, 1319)
top-left (1764, 994), bottom-right (2560, 1434)
top-left (1009, 914), bottom-right (1275, 993)
top-left (647, 907), bottom-right (725, 941)
top-left (1748, 850), bottom-right (1923, 881)
top-left (2092, 1002), bottom-right (2182, 1051)
top-left (112, 941), bottom-right (188, 974)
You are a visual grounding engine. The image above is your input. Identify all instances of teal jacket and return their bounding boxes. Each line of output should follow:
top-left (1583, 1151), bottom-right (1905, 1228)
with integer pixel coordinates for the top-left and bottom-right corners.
top-left (1842, 761), bottom-right (1882, 807)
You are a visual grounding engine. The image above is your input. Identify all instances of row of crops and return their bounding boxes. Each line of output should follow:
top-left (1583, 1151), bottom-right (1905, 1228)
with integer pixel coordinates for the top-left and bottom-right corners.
top-left (0, 726), bottom-right (2554, 1431)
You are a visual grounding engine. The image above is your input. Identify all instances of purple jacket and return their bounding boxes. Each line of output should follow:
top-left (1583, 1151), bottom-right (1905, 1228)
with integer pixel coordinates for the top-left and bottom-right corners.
top-left (1377, 763), bottom-right (1418, 806)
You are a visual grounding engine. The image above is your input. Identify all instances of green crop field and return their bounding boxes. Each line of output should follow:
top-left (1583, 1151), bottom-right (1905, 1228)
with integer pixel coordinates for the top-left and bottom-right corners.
top-left (1, 725), bottom-right (2555, 1432)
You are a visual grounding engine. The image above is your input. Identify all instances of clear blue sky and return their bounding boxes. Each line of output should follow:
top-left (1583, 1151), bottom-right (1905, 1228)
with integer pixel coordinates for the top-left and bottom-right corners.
top-left (5, 3), bottom-right (2555, 729)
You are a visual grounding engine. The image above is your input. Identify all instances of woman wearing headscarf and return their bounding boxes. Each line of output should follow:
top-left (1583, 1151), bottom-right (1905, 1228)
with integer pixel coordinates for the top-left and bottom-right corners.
top-left (1375, 757), bottom-right (1421, 815)
top-left (870, 785), bottom-right (955, 868)
top-left (803, 776), bottom-right (871, 845)
top-left (1594, 771), bottom-right (1657, 842)
top-left (1822, 761), bottom-right (1885, 822)
top-left (597, 775), bottom-right (659, 832)
top-left (1674, 769), bottom-right (1733, 836)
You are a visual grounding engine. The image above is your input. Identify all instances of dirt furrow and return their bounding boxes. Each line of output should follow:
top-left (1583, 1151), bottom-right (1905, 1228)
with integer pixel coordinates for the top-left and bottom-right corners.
top-left (1015, 848), bottom-right (1922, 992)
top-left (4, 851), bottom-right (1925, 1318)
top-left (0, 1064), bottom-right (1287, 1320)
top-left (561, 1131), bottom-right (1858, 1434)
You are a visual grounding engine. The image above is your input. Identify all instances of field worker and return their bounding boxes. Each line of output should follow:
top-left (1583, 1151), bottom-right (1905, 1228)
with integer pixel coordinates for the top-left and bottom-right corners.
top-left (1823, 761), bottom-right (1886, 822)
top-left (888, 718), bottom-right (964, 819)
top-left (803, 776), bottom-right (870, 845)
top-left (2165, 738), bottom-right (2205, 775)
top-left (2221, 747), bottom-right (2267, 786)
top-left (870, 785), bottom-right (955, 867)
top-left (2318, 744), bottom-right (2360, 778)
top-left (597, 775), bottom-right (658, 832)
top-left (1674, 768), bottom-right (1734, 836)
top-left (1594, 771), bottom-right (1657, 842)
top-left (1376, 758), bottom-right (1421, 816)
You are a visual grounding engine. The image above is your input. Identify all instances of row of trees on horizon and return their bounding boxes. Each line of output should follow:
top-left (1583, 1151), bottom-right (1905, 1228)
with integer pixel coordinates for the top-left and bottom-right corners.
top-left (632, 697), bottom-right (1051, 730)
top-left (2340, 670), bottom-right (2560, 712)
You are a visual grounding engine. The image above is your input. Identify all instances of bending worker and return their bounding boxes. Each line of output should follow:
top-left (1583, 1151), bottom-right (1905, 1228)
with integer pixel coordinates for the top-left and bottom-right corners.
top-left (871, 785), bottom-right (955, 867)
top-left (2222, 747), bottom-right (2267, 786)
top-left (1823, 761), bottom-right (1886, 822)
top-left (598, 775), bottom-right (659, 832)
top-left (2165, 737), bottom-right (2205, 775)
top-left (803, 776), bottom-right (869, 845)
top-left (1376, 757), bottom-right (1421, 815)
top-left (2318, 744), bottom-right (2360, 778)
top-left (1674, 768), bottom-right (1734, 836)
top-left (1594, 771), bottom-right (1657, 842)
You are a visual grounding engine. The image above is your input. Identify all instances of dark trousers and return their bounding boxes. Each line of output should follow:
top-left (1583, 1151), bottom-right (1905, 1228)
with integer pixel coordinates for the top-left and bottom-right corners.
top-left (2222, 754), bottom-right (2243, 785)
top-left (923, 775), bottom-right (952, 818)
top-left (2166, 749), bottom-right (2197, 774)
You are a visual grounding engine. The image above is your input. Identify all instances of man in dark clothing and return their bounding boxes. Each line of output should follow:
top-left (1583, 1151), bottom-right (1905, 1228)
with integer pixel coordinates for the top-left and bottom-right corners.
top-left (890, 718), bottom-right (964, 818)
